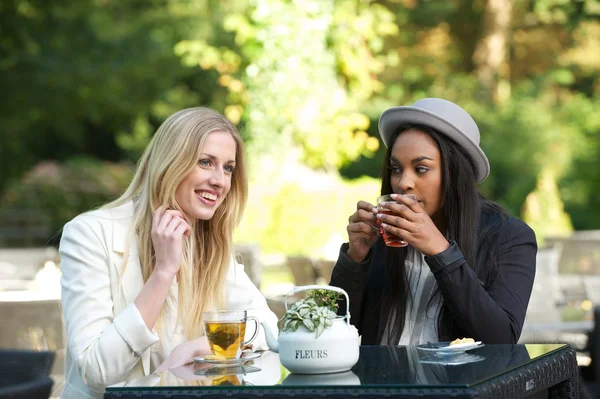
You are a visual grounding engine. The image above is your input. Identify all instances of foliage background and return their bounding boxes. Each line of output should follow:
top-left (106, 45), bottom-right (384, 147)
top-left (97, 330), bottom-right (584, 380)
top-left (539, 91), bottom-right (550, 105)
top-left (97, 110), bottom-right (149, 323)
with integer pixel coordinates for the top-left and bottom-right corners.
top-left (1, 0), bottom-right (599, 255)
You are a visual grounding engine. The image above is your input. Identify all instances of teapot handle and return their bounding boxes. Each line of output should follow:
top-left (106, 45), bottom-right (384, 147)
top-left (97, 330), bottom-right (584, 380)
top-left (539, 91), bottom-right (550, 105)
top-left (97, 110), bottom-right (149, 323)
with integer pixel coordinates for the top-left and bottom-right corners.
top-left (284, 285), bottom-right (351, 326)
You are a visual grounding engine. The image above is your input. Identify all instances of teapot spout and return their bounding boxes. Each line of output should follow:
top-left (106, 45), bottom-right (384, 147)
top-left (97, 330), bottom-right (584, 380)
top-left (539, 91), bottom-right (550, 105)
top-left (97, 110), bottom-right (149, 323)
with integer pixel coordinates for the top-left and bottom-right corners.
top-left (260, 321), bottom-right (279, 353)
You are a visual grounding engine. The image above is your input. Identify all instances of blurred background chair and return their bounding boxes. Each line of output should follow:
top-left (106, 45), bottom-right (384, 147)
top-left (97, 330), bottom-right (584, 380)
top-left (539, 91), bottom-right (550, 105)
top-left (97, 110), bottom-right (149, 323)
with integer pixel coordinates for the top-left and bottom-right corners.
top-left (314, 259), bottom-right (336, 285)
top-left (0, 294), bottom-right (64, 397)
top-left (286, 256), bottom-right (317, 287)
top-left (234, 243), bottom-right (262, 289)
top-left (583, 277), bottom-right (600, 307)
top-left (580, 306), bottom-right (600, 398)
top-left (0, 349), bottom-right (54, 399)
top-left (520, 245), bottom-right (593, 348)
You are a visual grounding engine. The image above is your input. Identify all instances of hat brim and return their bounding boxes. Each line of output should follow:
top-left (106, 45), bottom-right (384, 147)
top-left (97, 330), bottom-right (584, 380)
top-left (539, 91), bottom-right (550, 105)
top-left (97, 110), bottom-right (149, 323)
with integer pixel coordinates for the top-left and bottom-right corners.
top-left (378, 106), bottom-right (490, 183)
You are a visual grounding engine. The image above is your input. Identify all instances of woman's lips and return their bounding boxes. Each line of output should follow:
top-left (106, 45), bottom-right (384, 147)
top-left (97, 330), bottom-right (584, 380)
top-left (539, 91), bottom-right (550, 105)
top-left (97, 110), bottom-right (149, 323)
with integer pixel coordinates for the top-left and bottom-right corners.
top-left (196, 191), bottom-right (218, 206)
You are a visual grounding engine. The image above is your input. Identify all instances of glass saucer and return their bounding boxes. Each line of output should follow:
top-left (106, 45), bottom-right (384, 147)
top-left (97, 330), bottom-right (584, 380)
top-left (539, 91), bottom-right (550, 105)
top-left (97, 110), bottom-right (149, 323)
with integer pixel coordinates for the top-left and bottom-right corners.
top-left (192, 352), bottom-right (261, 366)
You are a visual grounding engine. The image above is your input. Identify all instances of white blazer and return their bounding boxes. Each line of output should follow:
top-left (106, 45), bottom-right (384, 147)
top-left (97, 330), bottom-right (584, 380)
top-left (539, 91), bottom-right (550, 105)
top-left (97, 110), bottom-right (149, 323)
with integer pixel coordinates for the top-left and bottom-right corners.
top-left (59, 202), bottom-right (279, 398)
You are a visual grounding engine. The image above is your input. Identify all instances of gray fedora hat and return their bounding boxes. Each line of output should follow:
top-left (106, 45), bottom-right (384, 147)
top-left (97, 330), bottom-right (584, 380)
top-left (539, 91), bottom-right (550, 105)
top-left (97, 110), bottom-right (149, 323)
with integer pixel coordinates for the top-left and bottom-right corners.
top-left (378, 98), bottom-right (490, 183)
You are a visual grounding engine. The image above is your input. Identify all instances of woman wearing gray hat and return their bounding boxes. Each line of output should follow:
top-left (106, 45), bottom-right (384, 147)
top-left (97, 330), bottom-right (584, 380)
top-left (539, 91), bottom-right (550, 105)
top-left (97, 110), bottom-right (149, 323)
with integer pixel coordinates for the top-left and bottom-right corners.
top-left (330, 98), bottom-right (537, 345)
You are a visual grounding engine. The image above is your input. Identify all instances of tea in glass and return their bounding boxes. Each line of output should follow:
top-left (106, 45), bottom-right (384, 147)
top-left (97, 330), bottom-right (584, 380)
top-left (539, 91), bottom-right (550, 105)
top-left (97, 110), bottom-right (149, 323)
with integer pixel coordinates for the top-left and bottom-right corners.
top-left (204, 321), bottom-right (247, 359)
top-left (376, 194), bottom-right (417, 247)
top-left (203, 310), bottom-right (259, 359)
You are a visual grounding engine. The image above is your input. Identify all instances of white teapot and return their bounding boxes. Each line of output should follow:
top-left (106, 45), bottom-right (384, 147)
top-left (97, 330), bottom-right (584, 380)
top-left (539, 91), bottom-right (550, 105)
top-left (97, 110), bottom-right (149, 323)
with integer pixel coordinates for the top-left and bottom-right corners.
top-left (261, 285), bottom-right (360, 374)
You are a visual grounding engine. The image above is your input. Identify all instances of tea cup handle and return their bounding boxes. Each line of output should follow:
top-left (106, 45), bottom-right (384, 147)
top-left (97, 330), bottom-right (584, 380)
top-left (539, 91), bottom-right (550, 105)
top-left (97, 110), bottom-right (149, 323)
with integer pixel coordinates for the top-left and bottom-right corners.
top-left (241, 316), bottom-right (260, 347)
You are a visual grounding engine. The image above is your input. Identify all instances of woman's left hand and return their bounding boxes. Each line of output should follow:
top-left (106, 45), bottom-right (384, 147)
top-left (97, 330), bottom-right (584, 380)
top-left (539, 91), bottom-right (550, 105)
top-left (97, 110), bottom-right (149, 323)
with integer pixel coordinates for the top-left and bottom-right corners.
top-left (376, 194), bottom-right (450, 257)
top-left (155, 336), bottom-right (212, 373)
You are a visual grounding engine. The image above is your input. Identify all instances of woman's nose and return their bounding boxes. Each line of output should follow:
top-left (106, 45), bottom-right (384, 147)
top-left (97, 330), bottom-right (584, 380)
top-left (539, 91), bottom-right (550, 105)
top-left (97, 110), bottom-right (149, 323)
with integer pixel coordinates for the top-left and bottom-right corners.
top-left (397, 172), bottom-right (415, 192)
top-left (209, 168), bottom-right (225, 187)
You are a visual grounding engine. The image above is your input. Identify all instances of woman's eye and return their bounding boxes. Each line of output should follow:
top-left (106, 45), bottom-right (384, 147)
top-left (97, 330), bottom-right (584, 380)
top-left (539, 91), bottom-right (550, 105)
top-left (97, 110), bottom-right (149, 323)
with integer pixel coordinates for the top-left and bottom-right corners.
top-left (199, 159), bottom-right (211, 167)
top-left (224, 165), bottom-right (235, 173)
top-left (416, 166), bottom-right (429, 174)
top-left (390, 165), bottom-right (401, 173)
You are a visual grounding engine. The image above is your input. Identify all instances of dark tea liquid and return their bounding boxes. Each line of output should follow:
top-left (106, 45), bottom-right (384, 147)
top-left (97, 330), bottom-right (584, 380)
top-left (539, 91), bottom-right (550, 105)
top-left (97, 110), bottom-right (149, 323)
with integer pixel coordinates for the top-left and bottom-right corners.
top-left (377, 210), bottom-right (408, 247)
top-left (205, 321), bottom-right (247, 358)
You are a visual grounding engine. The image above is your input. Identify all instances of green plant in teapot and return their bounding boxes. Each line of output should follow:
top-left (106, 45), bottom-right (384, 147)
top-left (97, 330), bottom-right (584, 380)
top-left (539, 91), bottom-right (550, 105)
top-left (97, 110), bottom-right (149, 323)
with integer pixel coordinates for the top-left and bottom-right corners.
top-left (280, 289), bottom-right (343, 338)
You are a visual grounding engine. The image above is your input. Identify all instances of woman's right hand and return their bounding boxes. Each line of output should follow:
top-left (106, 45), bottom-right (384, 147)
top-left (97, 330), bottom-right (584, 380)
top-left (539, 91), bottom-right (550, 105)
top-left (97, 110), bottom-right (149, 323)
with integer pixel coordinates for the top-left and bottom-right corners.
top-left (346, 201), bottom-right (379, 263)
top-left (155, 336), bottom-right (211, 373)
top-left (151, 204), bottom-right (191, 277)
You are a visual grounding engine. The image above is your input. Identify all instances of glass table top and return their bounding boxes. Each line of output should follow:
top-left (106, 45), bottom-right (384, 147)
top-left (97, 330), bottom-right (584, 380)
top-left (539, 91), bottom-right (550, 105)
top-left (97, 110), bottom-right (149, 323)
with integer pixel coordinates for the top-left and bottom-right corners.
top-left (106, 344), bottom-right (567, 391)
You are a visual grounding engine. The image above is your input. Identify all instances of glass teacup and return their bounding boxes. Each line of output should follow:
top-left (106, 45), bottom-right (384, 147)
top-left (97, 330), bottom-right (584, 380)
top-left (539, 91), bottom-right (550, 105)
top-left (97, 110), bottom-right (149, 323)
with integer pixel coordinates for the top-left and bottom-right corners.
top-left (203, 310), bottom-right (259, 359)
top-left (376, 194), bottom-right (417, 247)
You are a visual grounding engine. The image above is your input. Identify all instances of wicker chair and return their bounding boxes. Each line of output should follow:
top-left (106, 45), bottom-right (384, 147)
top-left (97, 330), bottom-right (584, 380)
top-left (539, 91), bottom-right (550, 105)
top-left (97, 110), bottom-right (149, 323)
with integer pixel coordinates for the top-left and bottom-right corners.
top-left (580, 306), bottom-right (600, 398)
top-left (0, 350), bottom-right (54, 399)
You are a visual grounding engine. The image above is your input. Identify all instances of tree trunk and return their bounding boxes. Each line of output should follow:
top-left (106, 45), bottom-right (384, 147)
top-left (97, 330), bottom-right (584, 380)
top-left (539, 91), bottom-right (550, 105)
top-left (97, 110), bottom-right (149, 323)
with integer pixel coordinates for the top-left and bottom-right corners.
top-left (473, 0), bottom-right (513, 103)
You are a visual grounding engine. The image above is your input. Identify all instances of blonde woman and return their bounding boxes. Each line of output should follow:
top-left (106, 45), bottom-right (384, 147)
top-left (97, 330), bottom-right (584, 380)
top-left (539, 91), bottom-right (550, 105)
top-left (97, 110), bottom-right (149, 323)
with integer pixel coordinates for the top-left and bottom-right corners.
top-left (59, 107), bottom-right (278, 398)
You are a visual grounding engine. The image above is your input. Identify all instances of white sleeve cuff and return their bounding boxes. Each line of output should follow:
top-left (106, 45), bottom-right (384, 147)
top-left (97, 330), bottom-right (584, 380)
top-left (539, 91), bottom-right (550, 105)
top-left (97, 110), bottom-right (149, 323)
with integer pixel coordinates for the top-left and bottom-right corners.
top-left (113, 303), bottom-right (159, 356)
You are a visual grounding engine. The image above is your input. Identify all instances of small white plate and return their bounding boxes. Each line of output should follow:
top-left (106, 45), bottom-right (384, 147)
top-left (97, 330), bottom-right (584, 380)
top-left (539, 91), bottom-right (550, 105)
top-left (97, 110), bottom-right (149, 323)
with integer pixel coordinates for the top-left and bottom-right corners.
top-left (193, 352), bottom-right (261, 366)
top-left (416, 341), bottom-right (484, 354)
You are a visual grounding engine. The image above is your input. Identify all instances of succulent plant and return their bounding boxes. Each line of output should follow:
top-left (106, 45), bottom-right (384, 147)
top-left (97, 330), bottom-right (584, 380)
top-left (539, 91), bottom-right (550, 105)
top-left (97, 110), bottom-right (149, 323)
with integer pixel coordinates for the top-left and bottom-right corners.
top-left (281, 290), bottom-right (342, 338)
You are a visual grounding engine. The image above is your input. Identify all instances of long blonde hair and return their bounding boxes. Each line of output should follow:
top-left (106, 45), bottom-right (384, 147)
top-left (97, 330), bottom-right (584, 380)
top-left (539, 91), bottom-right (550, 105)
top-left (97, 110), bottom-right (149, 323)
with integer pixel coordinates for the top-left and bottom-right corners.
top-left (105, 107), bottom-right (248, 338)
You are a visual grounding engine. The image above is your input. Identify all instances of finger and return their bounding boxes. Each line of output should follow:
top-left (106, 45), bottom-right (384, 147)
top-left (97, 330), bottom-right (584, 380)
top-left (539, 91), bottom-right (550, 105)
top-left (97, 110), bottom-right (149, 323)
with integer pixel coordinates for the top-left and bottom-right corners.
top-left (174, 221), bottom-right (191, 238)
top-left (356, 201), bottom-right (378, 214)
top-left (152, 204), bottom-right (168, 230)
top-left (349, 231), bottom-right (378, 241)
top-left (377, 213), bottom-right (416, 232)
top-left (379, 202), bottom-right (420, 223)
top-left (348, 228), bottom-right (378, 239)
top-left (349, 208), bottom-right (379, 225)
top-left (347, 222), bottom-right (380, 237)
top-left (381, 222), bottom-right (413, 243)
top-left (158, 210), bottom-right (186, 232)
top-left (165, 209), bottom-right (186, 220)
top-left (173, 213), bottom-right (190, 237)
top-left (355, 209), bottom-right (379, 226)
top-left (390, 194), bottom-right (422, 213)
top-left (163, 216), bottom-right (184, 236)
top-left (156, 210), bottom-right (175, 232)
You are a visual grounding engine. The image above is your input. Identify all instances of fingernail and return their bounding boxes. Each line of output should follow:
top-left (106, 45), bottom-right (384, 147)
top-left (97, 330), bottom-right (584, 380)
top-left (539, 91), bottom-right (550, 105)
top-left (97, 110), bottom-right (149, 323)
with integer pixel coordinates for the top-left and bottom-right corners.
top-left (390, 194), bottom-right (398, 199)
top-left (381, 223), bottom-right (388, 229)
top-left (376, 214), bottom-right (383, 219)
top-left (371, 207), bottom-right (378, 214)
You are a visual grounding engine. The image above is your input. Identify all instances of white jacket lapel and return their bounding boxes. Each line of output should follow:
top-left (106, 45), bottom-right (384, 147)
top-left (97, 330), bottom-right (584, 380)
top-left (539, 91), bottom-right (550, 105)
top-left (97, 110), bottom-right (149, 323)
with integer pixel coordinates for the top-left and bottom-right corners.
top-left (111, 206), bottom-right (151, 376)
top-left (112, 221), bottom-right (144, 305)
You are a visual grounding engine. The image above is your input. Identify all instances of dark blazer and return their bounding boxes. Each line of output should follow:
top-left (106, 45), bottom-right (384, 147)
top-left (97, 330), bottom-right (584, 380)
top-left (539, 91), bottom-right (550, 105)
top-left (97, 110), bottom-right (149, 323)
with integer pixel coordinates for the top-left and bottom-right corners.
top-left (330, 212), bottom-right (537, 345)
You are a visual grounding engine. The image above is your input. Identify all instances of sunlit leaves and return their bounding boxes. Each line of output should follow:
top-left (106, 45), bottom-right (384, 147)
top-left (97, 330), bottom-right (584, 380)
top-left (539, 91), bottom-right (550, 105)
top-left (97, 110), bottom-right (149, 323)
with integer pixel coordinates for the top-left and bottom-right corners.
top-left (173, 0), bottom-right (394, 171)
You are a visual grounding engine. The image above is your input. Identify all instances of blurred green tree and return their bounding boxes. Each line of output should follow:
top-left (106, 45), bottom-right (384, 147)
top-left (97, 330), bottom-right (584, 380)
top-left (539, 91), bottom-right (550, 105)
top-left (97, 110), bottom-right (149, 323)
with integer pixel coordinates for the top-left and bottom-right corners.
top-left (175, 0), bottom-right (396, 176)
top-left (0, 0), bottom-right (220, 192)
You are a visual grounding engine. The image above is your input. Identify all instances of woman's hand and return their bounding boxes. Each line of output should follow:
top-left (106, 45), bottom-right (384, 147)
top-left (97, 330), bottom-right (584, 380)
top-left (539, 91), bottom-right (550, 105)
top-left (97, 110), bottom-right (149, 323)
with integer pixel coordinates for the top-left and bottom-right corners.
top-left (376, 194), bottom-right (450, 257)
top-left (155, 336), bottom-right (212, 373)
top-left (151, 204), bottom-right (191, 277)
top-left (346, 201), bottom-right (380, 262)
